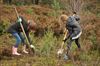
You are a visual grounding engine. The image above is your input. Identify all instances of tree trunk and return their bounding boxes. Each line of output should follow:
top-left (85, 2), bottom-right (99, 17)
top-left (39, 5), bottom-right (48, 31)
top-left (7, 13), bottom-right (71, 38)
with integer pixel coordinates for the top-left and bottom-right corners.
top-left (35, 0), bottom-right (39, 4)
top-left (31, 0), bottom-right (39, 5)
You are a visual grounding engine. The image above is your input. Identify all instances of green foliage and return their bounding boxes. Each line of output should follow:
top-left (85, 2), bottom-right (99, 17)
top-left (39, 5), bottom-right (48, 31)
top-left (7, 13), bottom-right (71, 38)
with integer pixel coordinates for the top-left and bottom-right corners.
top-left (97, 12), bottom-right (100, 17)
top-left (15, 1), bottom-right (25, 6)
top-left (51, 0), bottom-right (60, 10)
top-left (71, 42), bottom-right (77, 51)
top-left (41, 0), bottom-right (61, 11)
top-left (50, 0), bottom-right (60, 17)
top-left (41, 0), bottom-right (53, 5)
top-left (25, 8), bottom-right (33, 14)
top-left (64, 64), bottom-right (73, 66)
top-left (48, 11), bottom-right (59, 17)
top-left (0, 19), bottom-right (10, 35)
top-left (79, 52), bottom-right (92, 61)
top-left (79, 50), bottom-right (100, 66)
top-left (40, 30), bottom-right (56, 56)
top-left (0, 22), bottom-right (5, 35)
top-left (83, 0), bottom-right (99, 15)
top-left (89, 32), bottom-right (98, 50)
top-left (58, 2), bottom-right (67, 10)
top-left (48, 5), bottom-right (60, 17)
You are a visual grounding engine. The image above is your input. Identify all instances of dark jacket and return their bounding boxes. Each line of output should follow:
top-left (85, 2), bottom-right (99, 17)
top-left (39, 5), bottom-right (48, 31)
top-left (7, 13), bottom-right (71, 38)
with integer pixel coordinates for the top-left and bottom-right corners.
top-left (73, 15), bottom-right (80, 21)
top-left (7, 17), bottom-right (32, 44)
top-left (66, 16), bottom-right (82, 39)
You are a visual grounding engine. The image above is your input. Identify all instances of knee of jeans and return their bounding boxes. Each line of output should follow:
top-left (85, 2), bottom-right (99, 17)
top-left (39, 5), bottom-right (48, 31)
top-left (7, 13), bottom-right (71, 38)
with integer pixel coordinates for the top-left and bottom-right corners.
top-left (17, 38), bottom-right (21, 44)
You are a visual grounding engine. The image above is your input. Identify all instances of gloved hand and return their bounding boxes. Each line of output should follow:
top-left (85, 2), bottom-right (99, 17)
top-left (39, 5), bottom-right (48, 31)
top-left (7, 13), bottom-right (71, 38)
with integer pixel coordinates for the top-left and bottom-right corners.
top-left (57, 49), bottom-right (64, 55)
top-left (30, 45), bottom-right (35, 49)
top-left (17, 17), bottom-right (22, 23)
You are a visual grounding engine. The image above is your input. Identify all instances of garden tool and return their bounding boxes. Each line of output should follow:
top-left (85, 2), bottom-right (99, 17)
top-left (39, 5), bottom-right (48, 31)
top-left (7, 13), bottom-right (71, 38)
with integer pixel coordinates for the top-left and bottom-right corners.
top-left (14, 6), bottom-right (35, 53)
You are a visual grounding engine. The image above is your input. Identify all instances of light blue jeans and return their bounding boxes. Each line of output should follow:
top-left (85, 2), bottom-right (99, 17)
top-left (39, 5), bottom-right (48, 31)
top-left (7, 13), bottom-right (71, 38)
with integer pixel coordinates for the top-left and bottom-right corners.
top-left (12, 32), bottom-right (25, 48)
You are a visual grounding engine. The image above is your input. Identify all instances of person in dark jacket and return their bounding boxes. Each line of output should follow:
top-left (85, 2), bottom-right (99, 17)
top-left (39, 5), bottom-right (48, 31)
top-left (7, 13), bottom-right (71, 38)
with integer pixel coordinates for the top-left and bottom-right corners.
top-left (73, 12), bottom-right (80, 22)
top-left (60, 12), bottom-right (82, 60)
top-left (57, 12), bottom-right (82, 60)
top-left (7, 16), bottom-right (36, 55)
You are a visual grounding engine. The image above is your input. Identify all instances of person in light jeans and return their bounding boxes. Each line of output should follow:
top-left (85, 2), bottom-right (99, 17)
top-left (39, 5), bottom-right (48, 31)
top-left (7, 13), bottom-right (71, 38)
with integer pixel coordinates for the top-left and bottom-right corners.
top-left (7, 16), bottom-right (36, 55)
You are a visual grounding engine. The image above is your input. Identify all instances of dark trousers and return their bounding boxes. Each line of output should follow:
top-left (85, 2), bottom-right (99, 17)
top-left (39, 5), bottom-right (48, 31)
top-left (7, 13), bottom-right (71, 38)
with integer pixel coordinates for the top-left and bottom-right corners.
top-left (67, 38), bottom-right (81, 50)
top-left (63, 35), bottom-right (81, 54)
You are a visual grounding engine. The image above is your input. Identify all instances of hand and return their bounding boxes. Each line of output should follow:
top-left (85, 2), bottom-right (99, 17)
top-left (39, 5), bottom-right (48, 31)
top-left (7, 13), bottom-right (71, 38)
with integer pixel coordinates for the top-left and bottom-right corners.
top-left (57, 49), bottom-right (64, 55)
top-left (17, 18), bottom-right (22, 23)
top-left (30, 45), bottom-right (35, 49)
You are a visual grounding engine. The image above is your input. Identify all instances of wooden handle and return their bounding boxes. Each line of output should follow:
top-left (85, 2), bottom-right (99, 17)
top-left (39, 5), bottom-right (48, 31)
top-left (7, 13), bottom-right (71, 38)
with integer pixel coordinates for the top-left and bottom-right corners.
top-left (60, 28), bottom-right (68, 49)
top-left (14, 6), bottom-right (32, 47)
